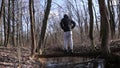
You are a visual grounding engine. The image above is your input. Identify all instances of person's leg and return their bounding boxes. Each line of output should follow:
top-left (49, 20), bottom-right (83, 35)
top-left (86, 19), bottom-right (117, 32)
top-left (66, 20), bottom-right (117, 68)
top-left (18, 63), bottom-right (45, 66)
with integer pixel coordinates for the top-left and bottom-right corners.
top-left (64, 32), bottom-right (68, 51)
top-left (68, 31), bottom-right (73, 52)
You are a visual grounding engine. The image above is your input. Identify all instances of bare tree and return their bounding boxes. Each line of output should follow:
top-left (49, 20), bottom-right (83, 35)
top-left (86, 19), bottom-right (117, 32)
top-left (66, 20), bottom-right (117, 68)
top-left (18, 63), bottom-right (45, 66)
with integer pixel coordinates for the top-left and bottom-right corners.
top-left (81, 0), bottom-right (89, 35)
top-left (107, 0), bottom-right (115, 39)
top-left (0, 0), bottom-right (4, 20)
top-left (11, 0), bottom-right (16, 47)
top-left (65, 0), bottom-right (88, 44)
top-left (3, 0), bottom-right (7, 47)
top-left (88, 0), bottom-right (95, 49)
top-left (29, 0), bottom-right (36, 56)
top-left (0, 0), bottom-right (5, 45)
top-left (98, 0), bottom-right (111, 56)
top-left (4, 0), bottom-right (11, 47)
top-left (74, 0), bottom-right (84, 43)
top-left (93, 3), bottom-right (99, 35)
top-left (36, 0), bottom-right (52, 54)
top-left (118, 1), bottom-right (120, 38)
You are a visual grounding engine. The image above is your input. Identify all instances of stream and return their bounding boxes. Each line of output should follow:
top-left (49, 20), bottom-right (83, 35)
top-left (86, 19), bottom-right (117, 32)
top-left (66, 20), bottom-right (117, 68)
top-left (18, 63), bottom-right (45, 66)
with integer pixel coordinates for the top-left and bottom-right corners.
top-left (40, 57), bottom-right (105, 68)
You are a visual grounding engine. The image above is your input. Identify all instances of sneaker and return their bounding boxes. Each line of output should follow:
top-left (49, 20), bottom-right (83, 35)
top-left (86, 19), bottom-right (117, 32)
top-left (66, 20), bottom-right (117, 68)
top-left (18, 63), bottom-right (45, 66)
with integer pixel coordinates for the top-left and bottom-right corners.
top-left (69, 49), bottom-right (73, 54)
top-left (64, 49), bottom-right (69, 54)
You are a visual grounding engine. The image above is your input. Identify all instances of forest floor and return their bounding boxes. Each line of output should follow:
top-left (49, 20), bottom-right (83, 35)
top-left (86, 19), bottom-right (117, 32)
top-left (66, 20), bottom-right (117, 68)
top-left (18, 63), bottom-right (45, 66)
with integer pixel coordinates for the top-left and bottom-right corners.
top-left (0, 39), bottom-right (120, 68)
top-left (0, 46), bottom-right (41, 68)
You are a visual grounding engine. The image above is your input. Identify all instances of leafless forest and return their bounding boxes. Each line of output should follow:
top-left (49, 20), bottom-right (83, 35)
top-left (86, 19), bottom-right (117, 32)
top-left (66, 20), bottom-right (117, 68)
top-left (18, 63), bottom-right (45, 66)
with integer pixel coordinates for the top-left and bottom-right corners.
top-left (0, 0), bottom-right (120, 68)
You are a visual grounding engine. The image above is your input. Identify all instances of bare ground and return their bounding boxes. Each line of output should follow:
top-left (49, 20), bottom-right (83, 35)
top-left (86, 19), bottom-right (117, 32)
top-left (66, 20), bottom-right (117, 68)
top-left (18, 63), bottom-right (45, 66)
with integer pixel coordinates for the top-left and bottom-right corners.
top-left (0, 47), bottom-right (41, 68)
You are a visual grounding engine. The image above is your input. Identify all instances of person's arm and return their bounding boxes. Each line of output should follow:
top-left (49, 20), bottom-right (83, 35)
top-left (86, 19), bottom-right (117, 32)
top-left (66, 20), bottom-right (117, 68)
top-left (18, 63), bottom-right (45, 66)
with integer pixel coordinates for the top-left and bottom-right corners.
top-left (71, 20), bottom-right (76, 29)
top-left (60, 19), bottom-right (64, 30)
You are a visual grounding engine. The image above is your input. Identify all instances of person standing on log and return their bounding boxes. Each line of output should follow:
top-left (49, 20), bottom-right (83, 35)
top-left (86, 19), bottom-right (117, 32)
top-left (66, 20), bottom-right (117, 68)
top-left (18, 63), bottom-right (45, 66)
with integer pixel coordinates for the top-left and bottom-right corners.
top-left (60, 14), bottom-right (76, 53)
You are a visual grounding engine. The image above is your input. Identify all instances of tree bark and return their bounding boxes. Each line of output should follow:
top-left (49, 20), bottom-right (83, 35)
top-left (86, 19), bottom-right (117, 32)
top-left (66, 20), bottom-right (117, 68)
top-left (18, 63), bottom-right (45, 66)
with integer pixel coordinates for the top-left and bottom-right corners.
top-left (107, 0), bottom-right (115, 39)
top-left (36, 0), bottom-right (52, 54)
top-left (0, 0), bottom-right (4, 45)
top-left (29, 0), bottom-right (36, 56)
top-left (11, 0), bottom-right (16, 47)
top-left (118, 2), bottom-right (120, 38)
top-left (98, 0), bottom-right (111, 56)
top-left (0, 0), bottom-right (4, 20)
top-left (20, 1), bottom-right (23, 47)
top-left (5, 0), bottom-right (11, 47)
top-left (2, 0), bottom-right (7, 47)
top-left (88, 0), bottom-right (95, 49)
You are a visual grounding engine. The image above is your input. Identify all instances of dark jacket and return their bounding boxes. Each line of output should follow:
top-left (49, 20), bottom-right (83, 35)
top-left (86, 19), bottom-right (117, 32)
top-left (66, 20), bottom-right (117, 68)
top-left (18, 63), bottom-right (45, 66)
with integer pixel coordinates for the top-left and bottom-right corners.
top-left (60, 15), bottom-right (76, 32)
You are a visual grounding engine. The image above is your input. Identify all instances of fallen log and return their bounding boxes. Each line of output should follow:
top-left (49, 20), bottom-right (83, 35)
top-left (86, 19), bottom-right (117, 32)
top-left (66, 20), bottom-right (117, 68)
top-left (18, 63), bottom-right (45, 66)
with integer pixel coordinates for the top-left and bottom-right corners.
top-left (35, 40), bottom-right (120, 58)
top-left (34, 46), bottom-right (120, 58)
top-left (35, 51), bottom-right (101, 58)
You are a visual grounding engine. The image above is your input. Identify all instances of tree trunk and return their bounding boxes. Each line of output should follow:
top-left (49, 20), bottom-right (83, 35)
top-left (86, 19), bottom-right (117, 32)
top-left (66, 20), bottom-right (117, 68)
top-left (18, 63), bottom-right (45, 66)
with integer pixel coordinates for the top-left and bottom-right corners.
top-left (37, 0), bottom-right (52, 54)
top-left (88, 0), bottom-right (95, 49)
top-left (93, 6), bottom-right (99, 33)
top-left (0, 0), bottom-right (4, 20)
top-left (16, 0), bottom-right (20, 47)
top-left (98, 0), bottom-right (111, 56)
top-left (29, 0), bottom-right (36, 56)
top-left (118, 2), bottom-right (120, 38)
top-left (2, 0), bottom-right (7, 47)
top-left (5, 0), bottom-right (11, 47)
top-left (0, 0), bottom-right (4, 45)
top-left (20, 1), bottom-right (23, 47)
top-left (107, 0), bottom-right (115, 39)
top-left (11, 0), bottom-right (16, 47)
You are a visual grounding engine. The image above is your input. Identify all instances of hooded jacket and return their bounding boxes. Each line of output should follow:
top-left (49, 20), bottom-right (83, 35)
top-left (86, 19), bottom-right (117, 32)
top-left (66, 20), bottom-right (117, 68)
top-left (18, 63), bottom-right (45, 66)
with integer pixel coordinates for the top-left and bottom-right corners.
top-left (60, 14), bottom-right (76, 32)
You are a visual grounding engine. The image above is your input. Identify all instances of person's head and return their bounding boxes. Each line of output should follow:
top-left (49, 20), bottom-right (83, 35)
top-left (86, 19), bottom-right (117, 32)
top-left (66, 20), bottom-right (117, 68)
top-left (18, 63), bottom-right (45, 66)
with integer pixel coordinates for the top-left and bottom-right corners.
top-left (64, 14), bottom-right (69, 18)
